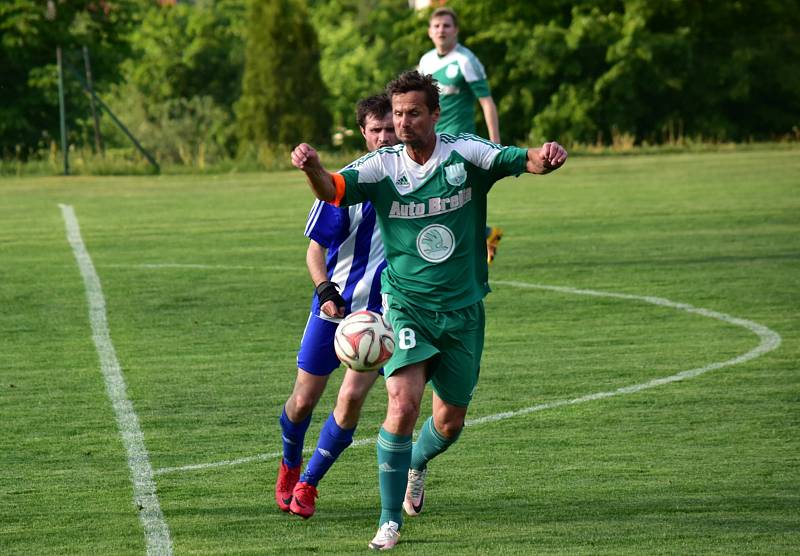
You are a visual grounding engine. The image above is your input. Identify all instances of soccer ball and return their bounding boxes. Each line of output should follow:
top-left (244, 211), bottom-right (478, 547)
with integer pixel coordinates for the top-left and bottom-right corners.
top-left (334, 310), bottom-right (395, 372)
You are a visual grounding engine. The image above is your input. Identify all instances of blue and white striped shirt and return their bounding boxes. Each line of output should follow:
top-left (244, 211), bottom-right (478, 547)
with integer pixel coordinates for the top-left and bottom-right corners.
top-left (304, 199), bottom-right (386, 320)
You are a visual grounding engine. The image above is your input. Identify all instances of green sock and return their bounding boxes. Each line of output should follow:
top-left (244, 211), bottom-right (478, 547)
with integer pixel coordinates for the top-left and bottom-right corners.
top-left (376, 427), bottom-right (412, 527)
top-left (410, 416), bottom-right (461, 471)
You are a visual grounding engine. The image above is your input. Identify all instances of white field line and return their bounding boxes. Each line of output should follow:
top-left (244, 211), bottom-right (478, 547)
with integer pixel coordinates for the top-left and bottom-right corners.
top-left (59, 205), bottom-right (172, 556)
top-left (154, 279), bottom-right (781, 477)
top-left (466, 281), bottom-right (781, 426)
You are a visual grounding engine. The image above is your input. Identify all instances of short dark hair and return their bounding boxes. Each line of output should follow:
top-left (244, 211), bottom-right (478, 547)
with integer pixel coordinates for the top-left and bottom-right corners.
top-left (386, 70), bottom-right (440, 114)
top-left (356, 93), bottom-right (392, 129)
top-left (430, 7), bottom-right (458, 27)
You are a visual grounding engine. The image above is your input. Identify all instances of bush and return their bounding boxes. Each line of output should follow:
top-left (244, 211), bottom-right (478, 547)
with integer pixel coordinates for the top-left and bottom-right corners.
top-left (98, 83), bottom-right (236, 168)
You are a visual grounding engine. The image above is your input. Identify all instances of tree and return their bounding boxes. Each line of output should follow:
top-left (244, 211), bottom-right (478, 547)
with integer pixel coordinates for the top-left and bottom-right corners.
top-left (677, 0), bottom-right (800, 140)
top-left (102, 0), bottom-right (246, 163)
top-left (236, 0), bottom-right (331, 148)
top-left (0, 0), bottom-right (138, 156)
top-left (309, 0), bottom-right (424, 134)
top-left (121, 0), bottom-right (245, 111)
top-left (451, 0), bottom-right (800, 145)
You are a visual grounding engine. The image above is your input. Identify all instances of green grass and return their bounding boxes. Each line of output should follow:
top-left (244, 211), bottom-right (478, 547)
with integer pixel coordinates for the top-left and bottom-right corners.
top-left (1, 149), bottom-right (798, 554)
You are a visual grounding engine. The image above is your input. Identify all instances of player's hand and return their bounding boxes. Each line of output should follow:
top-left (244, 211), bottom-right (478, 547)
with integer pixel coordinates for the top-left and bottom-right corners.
top-left (320, 300), bottom-right (345, 318)
top-left (316, 281), bottom-right (346, 318)
top-left (291, 143), bottom-right (321, 171)
top-left (539, 141), bottom-right (568, 170)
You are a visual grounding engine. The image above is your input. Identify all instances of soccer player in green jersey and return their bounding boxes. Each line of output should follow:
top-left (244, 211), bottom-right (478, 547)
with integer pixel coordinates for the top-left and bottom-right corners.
top-left (419, 7), bottom-right (500, 143)
top-left (291, 70), bottom-right (567, 550)
top-left (419, 6), bottom-right (505, 264)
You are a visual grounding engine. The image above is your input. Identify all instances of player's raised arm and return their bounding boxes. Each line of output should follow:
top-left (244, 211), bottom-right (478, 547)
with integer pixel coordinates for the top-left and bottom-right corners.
top-left (526, 141), bottom-right (568, 175)
top-left (291, 143), bottom-right (337, 202)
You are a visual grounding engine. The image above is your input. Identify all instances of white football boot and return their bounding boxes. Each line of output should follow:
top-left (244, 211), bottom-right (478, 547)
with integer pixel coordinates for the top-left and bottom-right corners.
top-left (368, 520), bottom-right (400, 550)
top-left (402, 468), bottom-right (427, 516)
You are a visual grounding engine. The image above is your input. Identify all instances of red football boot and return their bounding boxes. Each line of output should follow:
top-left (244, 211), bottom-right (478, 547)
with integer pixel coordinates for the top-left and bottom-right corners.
top-left (289, 481), bottom-right (318, 519)
top-left (275, 461), bottom-right (301, 512)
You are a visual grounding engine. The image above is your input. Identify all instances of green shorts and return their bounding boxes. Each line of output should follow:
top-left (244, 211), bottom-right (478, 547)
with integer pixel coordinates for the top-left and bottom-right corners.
top-left (383, 295), bottom-right (485, 407)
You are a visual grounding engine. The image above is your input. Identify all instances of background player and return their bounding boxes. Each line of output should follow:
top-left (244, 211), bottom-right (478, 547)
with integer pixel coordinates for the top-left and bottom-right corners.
top-left (419, 6), bottom-right (505, 264)
top-left (290, 70), bottom-right (567, 550)
top-left (275, 94), bottom-right (397, 519)
top-left (419, 7), bottom-right (500, 142)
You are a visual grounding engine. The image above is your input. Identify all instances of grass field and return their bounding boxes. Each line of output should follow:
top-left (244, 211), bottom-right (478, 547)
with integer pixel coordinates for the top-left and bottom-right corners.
top-left (1, 149), bottom-right (798, 555)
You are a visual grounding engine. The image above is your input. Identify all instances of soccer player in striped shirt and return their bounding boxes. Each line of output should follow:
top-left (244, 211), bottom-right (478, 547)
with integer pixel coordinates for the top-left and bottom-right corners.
top-left (291, 70), bottom-right (567, 550)
top-left (275, 94), bottom-right (397, 519)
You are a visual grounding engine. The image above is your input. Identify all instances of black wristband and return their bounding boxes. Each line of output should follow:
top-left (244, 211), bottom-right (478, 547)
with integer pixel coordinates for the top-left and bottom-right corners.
top-left (316, 280), bottom-right (346, 310)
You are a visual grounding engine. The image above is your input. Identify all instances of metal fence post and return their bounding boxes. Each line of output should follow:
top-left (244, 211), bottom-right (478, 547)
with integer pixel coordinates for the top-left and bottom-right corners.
top-left (56, 46), bottom-right (69, 175)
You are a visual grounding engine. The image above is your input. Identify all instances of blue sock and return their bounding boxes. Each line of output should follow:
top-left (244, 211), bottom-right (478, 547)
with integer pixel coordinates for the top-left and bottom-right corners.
top-left (279, 407), bottom-right (311, 468)
top-left (300, 412), bottom-right (355, 486)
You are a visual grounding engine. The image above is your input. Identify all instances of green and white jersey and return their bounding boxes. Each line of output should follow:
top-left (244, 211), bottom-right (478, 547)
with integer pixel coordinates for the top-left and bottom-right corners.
top-left (333, 133), bottom-right (527, 312)
top-left (418, 44), bottom-right (491, 136)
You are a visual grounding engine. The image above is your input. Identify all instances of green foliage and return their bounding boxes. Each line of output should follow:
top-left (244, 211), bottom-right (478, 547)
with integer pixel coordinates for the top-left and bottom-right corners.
top-left (0, 0), bottom-right (138, 155)
top-left (3, 0), bottom-right (799, 164)
top-left (236, 0), bottom-right (331, 149)
top-left (98, 1), bottom-right (244, 163)
top-left (101, 83), bottom-right (235, 167)
top-left (677, 1), bottom-right (800, 140)
top-left (450, 0), bottom-right (800, 145)
top-left (121, 0), bottom-right (245, 110)
top-left (309, 0), bottom-right (426, 130)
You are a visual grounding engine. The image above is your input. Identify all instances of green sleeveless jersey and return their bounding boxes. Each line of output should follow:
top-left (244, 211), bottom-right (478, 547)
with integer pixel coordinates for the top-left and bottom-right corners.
top-left (418, 44), bottom-right (491, 136)
top-left (334, 133), bottom-right (527, 311)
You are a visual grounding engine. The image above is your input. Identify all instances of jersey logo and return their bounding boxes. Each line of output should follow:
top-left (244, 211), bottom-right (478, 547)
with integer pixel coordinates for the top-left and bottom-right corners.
top-left (394, 174), bottom-right (411, 194)
top-left (416, 224), bottom-right (455, 263)
top-left (445, 63), bottom-right (460, 79)
top-left (444, 163), bottom-right (467, 186)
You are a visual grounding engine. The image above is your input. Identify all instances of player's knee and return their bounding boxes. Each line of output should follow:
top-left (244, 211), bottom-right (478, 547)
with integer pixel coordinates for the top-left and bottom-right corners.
top-left (436, 420), bottom-right (464, 440)
top-left (290, 392), bottom-right (319, 418)
top-left (433, 409), bottom-right (465, 439)
top-left (387, 395), bottom-right (420, 425)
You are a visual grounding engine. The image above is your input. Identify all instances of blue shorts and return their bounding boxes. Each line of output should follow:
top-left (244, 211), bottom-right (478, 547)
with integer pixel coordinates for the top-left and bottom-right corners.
top-left (296, 313), bottom-right (341, 376)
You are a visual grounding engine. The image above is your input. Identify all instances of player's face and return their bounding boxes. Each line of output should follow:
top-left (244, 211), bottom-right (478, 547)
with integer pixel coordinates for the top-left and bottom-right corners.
top-left (392, 91), bottom-right (439, 149)
top-left (360, 112), bottom-right (398, 152)
top-left (428, 15), bottom-right (458, 54)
